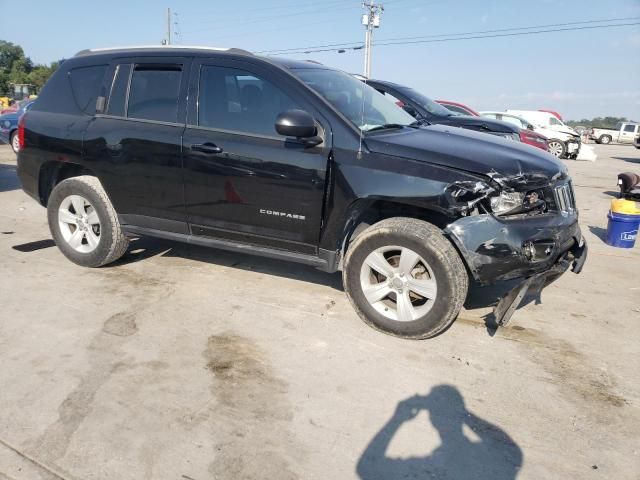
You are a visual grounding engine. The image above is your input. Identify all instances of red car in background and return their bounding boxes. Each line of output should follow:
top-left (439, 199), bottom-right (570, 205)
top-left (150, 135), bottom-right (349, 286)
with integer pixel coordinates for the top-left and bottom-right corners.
top-left (518, 129), bottom-right (549, 152)
top-left (435, 100), bottom-right (480, 117)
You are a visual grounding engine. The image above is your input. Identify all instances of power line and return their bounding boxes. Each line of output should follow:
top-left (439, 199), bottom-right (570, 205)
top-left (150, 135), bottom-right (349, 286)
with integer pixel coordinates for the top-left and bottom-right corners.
top-left (376, 22), bottom-right (640, 47)
top-left (258, 16), bottom-right (640, 53)
top-left (257, 18), bottom-right (640, 55)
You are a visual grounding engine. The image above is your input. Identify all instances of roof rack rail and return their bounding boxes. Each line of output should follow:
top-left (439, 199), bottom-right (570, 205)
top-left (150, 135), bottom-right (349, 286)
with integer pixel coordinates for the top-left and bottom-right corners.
top-left (74, 45), bottom-right (252, 57)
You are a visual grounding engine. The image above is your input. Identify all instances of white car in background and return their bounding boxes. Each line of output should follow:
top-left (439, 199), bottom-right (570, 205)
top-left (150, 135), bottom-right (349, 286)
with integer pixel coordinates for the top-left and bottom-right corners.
top-left (505, 110), bottom-right (581, 158)
top-left (480, 111), bottom-right (578, 159)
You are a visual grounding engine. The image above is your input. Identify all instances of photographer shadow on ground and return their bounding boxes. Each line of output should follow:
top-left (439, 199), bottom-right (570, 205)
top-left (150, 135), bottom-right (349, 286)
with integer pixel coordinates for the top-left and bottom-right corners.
top-left (357, 385), bottom-right (523, 480)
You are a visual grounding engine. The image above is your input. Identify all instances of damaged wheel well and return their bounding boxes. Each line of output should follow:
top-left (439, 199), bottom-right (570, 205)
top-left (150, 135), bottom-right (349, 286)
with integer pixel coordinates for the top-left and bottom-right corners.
top-left (342, 199), bottom-right (454, 253)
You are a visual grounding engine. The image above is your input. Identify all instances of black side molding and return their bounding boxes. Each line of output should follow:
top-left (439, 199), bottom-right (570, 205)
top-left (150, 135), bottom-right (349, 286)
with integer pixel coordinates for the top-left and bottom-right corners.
top-left (120, 224), bottom-right (339, 272)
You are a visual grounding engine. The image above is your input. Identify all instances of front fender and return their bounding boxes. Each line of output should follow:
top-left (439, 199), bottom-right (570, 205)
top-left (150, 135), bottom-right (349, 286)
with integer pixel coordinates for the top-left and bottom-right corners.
top-left (318, 151), bottom-right (488, 253)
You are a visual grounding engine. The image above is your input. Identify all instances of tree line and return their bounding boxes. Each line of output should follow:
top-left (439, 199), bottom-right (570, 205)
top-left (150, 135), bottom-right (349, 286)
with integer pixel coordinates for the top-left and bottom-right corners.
top-left (565, 117), bottom-right (635, 129)
top-left (0, 40), bottom-right (61, 97)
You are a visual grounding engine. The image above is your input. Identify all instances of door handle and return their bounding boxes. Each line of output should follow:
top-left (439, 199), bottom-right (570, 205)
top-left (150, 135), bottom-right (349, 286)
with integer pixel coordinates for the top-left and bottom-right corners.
top-left (191, 143), bottom-right (223, 155)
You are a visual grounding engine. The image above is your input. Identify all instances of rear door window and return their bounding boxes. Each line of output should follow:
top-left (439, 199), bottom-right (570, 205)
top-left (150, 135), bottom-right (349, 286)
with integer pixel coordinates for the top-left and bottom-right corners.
top-left (106, 63), bottom-right (132, 117)
top-left (127, 65), bottom-right (183, 123)
top-left (69, 65), bottom-right (108, 114)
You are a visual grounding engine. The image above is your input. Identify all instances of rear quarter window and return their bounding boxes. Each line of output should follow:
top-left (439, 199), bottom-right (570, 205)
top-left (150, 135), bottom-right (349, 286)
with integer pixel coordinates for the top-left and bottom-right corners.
top-left (68, 65), bottom-right (108, 115)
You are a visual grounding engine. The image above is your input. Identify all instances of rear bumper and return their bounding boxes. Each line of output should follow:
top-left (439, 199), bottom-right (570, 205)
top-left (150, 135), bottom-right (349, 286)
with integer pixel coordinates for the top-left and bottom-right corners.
top-left (16, 151), bottom-right (41, 203)
top-left (445, 212), bottom-right (584, 284)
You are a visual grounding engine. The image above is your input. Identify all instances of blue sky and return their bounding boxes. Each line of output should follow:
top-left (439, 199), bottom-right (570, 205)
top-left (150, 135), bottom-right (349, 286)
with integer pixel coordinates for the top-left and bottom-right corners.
top-left (1, 0), bottom-right (639, 120)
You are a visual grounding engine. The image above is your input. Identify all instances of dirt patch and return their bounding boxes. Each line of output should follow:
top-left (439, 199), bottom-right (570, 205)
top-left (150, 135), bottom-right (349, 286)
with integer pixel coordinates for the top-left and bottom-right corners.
top-left (203, 333), bottom-right (303, 479)
top-left (498, 327), bottom-right (629, 410)
top-left (31, 321), bottom-right (129, 462)
top-left (102, 312), bottom-right (138, 337)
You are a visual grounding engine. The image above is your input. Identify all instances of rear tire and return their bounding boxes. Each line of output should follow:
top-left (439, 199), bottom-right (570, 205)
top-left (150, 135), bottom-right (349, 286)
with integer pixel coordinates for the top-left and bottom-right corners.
top-left (47, 176), bottom-right (129, 267)
top-left (343, 217), bottom-right (468, 339)
top-left (599, 135), bottom-right (612, 145)
top-left (10, 131), bottom-right (19, 153)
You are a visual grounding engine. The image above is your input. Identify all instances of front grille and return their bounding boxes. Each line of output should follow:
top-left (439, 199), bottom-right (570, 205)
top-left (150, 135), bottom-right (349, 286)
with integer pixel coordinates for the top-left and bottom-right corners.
top-left (554, 182), bottom-right (576, 214)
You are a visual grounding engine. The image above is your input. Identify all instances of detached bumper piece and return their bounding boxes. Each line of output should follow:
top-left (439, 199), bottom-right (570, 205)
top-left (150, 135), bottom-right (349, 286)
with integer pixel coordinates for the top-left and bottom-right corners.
top-left (493, 239), bottom-right (587, 326)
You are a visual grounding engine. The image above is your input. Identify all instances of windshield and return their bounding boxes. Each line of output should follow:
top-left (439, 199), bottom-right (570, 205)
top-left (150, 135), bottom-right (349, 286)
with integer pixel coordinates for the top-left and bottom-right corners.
top-left (396, 87), bottom-right (456, 117)
top-left (292, 68), bottom-right (415, 132)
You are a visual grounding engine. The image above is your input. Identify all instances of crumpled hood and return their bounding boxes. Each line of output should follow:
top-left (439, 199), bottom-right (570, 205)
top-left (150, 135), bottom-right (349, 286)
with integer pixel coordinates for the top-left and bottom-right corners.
top-left (365, 124), bottom-right (568, 187)
top-left (558, 127), bottom-right (579, 137)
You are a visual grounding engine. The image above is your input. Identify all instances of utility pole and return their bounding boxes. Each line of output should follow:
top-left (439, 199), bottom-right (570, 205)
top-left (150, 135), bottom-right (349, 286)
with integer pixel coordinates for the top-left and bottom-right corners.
top-left (166, 7), bottom-right (172, 45)
top-left (361, 1), bottom-right (383, 78)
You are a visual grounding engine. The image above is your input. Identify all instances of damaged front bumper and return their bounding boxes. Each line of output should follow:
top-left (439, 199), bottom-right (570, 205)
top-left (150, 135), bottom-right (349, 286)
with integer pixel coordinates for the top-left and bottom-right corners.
top-left (565, 138), bottom-right (581, 157)
top-left (492, 240), bottom-right (586, 325)
top-left (445, 211), bottom-right (587, 324)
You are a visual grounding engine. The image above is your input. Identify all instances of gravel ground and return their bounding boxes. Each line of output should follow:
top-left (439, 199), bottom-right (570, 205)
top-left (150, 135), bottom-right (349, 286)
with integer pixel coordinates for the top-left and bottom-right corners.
top-left (0, 143), bottom-right (639, 480)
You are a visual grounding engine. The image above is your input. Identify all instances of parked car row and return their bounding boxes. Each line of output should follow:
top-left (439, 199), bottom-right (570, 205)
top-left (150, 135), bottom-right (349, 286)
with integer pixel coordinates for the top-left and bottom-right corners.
top-left (352, 76), bottom-right (584, 159)
top-left (481, 110), bottom-right (581, 159)
top-left (357, 78), bottom-right (556, 156)
top-left (15, 46), bottom-right (587, 339)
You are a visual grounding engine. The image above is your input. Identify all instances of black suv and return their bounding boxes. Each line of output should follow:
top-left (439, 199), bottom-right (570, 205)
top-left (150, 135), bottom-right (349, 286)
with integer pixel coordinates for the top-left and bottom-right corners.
top-left (364, 78), bottom-right (523, 140)
top-left (17, 46), bottom-right (586, 339)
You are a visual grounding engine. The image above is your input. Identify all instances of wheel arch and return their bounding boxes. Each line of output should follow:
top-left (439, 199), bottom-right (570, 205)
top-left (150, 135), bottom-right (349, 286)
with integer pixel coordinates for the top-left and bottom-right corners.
top-left (339, 198), bottom-right (455, 260)
top-left (38, 161), bottom-right (98, 206)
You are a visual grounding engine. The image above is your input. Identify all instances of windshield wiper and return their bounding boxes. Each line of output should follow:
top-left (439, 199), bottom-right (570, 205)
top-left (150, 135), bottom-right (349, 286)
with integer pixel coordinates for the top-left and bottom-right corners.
top-left (365, 123), bottom-right (410, 133)
top-left (410, 119), bottom-right (430, 127)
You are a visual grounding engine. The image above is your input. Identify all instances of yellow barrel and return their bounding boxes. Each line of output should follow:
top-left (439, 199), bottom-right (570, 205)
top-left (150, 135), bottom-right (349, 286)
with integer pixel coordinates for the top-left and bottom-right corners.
top-left (611, 198), bottom-right (640, 215)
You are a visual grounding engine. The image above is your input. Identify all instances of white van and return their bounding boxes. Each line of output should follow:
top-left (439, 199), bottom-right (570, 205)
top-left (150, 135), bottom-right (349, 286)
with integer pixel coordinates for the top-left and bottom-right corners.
top-left (506, 110), bottom-right (581, 158)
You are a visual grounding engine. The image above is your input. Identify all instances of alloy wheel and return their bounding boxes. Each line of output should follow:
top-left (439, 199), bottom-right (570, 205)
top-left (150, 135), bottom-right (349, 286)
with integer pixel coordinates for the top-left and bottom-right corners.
top-left (11, 133), bottom-right (19, 153)
top-left (58, 195), bottom-right (101, 253)
top-left (548, 141), bottom-right (563, 157)
top-left (359, 246), bottom-right (438, 322)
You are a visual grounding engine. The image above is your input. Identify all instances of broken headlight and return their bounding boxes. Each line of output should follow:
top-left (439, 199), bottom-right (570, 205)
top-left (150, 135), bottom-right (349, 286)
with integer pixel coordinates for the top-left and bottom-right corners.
top-left (490, 190), bottom-right (546, 216)
top-left (490, 191), bottom-right (525, 214)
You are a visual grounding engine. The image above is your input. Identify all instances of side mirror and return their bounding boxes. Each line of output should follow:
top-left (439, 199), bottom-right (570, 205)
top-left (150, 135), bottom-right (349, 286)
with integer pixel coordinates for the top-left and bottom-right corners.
top-left (275, 109), bottom-right (317, 138)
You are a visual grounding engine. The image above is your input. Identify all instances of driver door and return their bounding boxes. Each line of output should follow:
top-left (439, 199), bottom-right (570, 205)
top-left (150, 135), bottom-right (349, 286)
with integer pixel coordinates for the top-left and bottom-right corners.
top-left (182, 59), bottom-right (331, 253)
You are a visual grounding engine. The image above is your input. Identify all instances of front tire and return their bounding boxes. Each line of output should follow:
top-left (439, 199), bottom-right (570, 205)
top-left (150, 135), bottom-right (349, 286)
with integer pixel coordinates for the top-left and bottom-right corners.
top-left (10, 130), bottom-right (19, 153)
top-left (599, 135), bottom-right (612, 145)
top-left (47, 176), bottom-right (129, 267)
top-left (547, 139), bottom-right (566, 158)
top-left (343, 218), bottom-right (468, 339)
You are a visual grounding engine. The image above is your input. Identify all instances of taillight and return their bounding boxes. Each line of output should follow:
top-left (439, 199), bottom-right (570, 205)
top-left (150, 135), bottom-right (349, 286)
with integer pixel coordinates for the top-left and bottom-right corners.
top-left (17, 114), bottom-right (25, 150)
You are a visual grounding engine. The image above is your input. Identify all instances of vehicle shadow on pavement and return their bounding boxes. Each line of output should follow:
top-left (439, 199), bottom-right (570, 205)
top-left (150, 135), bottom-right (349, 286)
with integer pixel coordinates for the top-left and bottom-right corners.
top-left (613, 156), bottom-right (640, 164)
top-left (356, 385), bottom-right (523, 480)
top-left (0, 163), bottom-right (20, 192)
top-left (115, 236), bottom-right (344, 291)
